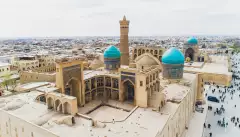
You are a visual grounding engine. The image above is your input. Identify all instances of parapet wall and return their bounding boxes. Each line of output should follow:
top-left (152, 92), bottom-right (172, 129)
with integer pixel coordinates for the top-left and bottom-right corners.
top-left (20, 71), bottom-right (55, 84)
top-left (0, 109), bottom-right (59, 137)
top-left (32, 65), bottom-right (56, 73)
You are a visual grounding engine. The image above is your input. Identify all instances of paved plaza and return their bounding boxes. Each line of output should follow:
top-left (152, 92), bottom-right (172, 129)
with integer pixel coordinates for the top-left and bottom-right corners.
top-left (203, 54), bottom-right (240, 137)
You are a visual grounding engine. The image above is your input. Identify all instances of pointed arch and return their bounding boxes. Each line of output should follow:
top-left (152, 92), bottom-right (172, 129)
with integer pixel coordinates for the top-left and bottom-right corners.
top-left (122, 78), bottom-right (135, 86)
top-left (63, 102), bottom-right (71, 114)
top-left (122, 79), bottom-right (135, 103)
top-left (47, 97), bottom-right (54, 109)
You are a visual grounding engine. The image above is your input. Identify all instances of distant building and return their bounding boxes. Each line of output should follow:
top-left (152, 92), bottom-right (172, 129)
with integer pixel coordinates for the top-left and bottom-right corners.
top-left (0, 56), bottom-right (12, 64)
top-left (12, 54), bottom-right (55, 72)
top-left (132, 46), bottom-right (165, 62)
top-left (0, 63), bottom-right (11, 77)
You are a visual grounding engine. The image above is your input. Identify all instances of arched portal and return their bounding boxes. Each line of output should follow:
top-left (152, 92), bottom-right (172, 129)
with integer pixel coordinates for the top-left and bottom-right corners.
top-left (123, 80), bottom-right (135, 103)
top-left (63, 102), bottom-right (71, 114)
top-left (47, 97), bottom-right (54, 109)
top-left (55, 99), bottom-right (62, 112)
top-left (134, 54), bottom-right (137, 60)
top-left (185, 48), bottom-right (194, 61)
top-left (66, 78), bottom-right (81, 105)
top-left (39, 96), bottom-right (46, 103)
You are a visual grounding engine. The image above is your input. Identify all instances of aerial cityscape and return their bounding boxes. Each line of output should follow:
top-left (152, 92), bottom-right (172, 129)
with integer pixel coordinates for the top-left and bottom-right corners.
top-left (1, 0), bottom-right (240, 137)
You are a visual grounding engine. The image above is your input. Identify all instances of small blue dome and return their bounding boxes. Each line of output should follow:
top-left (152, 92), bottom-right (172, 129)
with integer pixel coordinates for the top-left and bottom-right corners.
top-left (162, 47), bottom-right (184, 64)
top-left (187, 37), bottom-right (198, 45)
top-left (104, 45), bottom-right (121, 58)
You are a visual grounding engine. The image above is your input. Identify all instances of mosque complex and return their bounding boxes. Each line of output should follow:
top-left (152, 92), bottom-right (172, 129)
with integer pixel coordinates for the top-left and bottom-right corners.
top-left (0, 16), bottom-right (232, 137)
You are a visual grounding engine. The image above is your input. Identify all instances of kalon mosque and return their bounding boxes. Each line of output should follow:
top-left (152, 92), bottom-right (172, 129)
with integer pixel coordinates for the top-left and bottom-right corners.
top-left (0, 16), bottom-right (232, 137)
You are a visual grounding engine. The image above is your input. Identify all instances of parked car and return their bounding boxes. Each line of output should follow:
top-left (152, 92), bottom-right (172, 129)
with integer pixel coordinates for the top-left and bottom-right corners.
top-left (207, 96), bottom-right (219, 103)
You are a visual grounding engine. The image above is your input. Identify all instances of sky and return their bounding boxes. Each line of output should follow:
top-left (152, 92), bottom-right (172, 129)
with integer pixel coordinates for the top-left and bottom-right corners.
top-left (0, 0), bottom-right (240, 37)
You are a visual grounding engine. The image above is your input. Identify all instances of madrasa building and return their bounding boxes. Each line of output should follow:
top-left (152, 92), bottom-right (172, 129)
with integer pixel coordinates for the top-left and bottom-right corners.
top-left (0, 16), bottom-right (232, 137)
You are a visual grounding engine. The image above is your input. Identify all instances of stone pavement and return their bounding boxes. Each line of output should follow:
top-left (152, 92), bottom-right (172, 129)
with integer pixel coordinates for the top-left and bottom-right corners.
top-left (78, 100), bottom-right (102, 114)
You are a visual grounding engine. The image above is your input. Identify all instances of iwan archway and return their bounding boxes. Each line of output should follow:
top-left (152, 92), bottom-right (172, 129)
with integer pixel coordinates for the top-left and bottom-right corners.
top-left (122, 79), bottom-right (135, 103)
top-left (119, 72), bottom-right (136, 104)
top-left (65, 78), bottom-right (81, 105)
top-left (185, 48), bottom-right (194, 61)
top-left (55, 59), bottom-right (84, 106)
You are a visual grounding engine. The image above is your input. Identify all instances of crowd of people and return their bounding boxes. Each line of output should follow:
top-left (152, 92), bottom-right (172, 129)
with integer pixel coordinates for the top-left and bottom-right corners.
top-left (203, 52), bottom-right (240, 137)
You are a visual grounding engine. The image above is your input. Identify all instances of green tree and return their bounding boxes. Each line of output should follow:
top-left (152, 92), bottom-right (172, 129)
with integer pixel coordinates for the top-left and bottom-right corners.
top-left (8, 79), bottom-right (18, 92)
top-left (1, 73), bottom-right (18, 92)
top-left (0, 73), bottom-right (11, 91)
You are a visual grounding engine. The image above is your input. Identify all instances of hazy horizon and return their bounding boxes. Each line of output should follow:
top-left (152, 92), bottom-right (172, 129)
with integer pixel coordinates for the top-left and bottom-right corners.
top-left (1, 0), bottom-right (240, 38)
top-left (1, 35), bottom-right (240, 40)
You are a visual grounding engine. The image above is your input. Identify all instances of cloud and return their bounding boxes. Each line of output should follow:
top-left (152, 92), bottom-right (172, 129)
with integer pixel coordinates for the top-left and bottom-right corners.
top-left (0, 0), bottom-right (240, 37)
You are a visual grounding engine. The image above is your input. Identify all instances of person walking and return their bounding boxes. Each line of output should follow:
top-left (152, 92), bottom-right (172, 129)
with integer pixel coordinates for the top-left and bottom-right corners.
top-left (208, 124), bottom-right (211, 129)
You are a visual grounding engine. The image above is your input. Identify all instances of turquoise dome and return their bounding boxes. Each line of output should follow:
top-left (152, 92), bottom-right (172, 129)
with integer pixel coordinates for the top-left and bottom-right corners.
top-left (162, 47), bottom-right (184, 64)
top-left (104, 45), bottom-right (121, 58)
top-left (187, 37), bottom-right (198, 45)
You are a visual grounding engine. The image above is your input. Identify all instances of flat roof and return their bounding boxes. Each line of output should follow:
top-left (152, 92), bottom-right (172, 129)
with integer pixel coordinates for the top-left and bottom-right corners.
top-left (184, 55), bottom-right (231, 76)
top-left (0, 62), bottom-right (10, 67)
top-left (184, 62), bottom-right (204, 68)
top-left (18, 82), bottom-right (50, 90)
top-left (48, 92), bottom-right (76, 100)
top-left (0, 80), bottom-right (193, 137)
top-left (163, 84), bottom-right (190, 102)
top-left (184, 63), bottom-right (231, 75)
top-left (36, 86), bottom-right (59, 93)
top-left (84, 70), bottom-right (119, 80)
top-left (41, 107), bottom-right (170, 137)
top-left (0, 91), bottom-right (47, 122)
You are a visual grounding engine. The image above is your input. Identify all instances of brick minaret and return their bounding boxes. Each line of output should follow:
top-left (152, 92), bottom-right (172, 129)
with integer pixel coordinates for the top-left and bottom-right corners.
top-left (119, 15), bottom-right (130, 65)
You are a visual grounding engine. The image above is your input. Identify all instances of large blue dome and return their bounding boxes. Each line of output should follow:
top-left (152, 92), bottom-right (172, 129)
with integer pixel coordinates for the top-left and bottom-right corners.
top-left (104, 45), bottom-right (121, 58)
top-left (162, 47), bottom-right (184, 64)
top-left (187, 37), bottom-right (198, 45)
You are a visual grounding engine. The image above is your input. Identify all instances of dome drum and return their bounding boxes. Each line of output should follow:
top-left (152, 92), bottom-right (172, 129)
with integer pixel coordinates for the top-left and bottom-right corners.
top-left (104, 58), bottom-right (120, 70)
top-left (162, 63), bottom-right (184, 79)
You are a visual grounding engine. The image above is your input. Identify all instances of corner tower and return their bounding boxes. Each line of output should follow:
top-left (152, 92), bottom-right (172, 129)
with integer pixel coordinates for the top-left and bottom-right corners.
top-left (119, 15), bottom-right (130, 65)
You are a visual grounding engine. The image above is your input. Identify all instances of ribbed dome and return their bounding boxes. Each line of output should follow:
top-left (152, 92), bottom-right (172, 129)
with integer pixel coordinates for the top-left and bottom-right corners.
top-left (104, 45), bottom-right (121, 58)
top-left (162, 47), bottom-right (184, 64)
top-left (136, 54), bottom-right (160, 66)
top-left (187, 37), bottom-right (198, 45)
